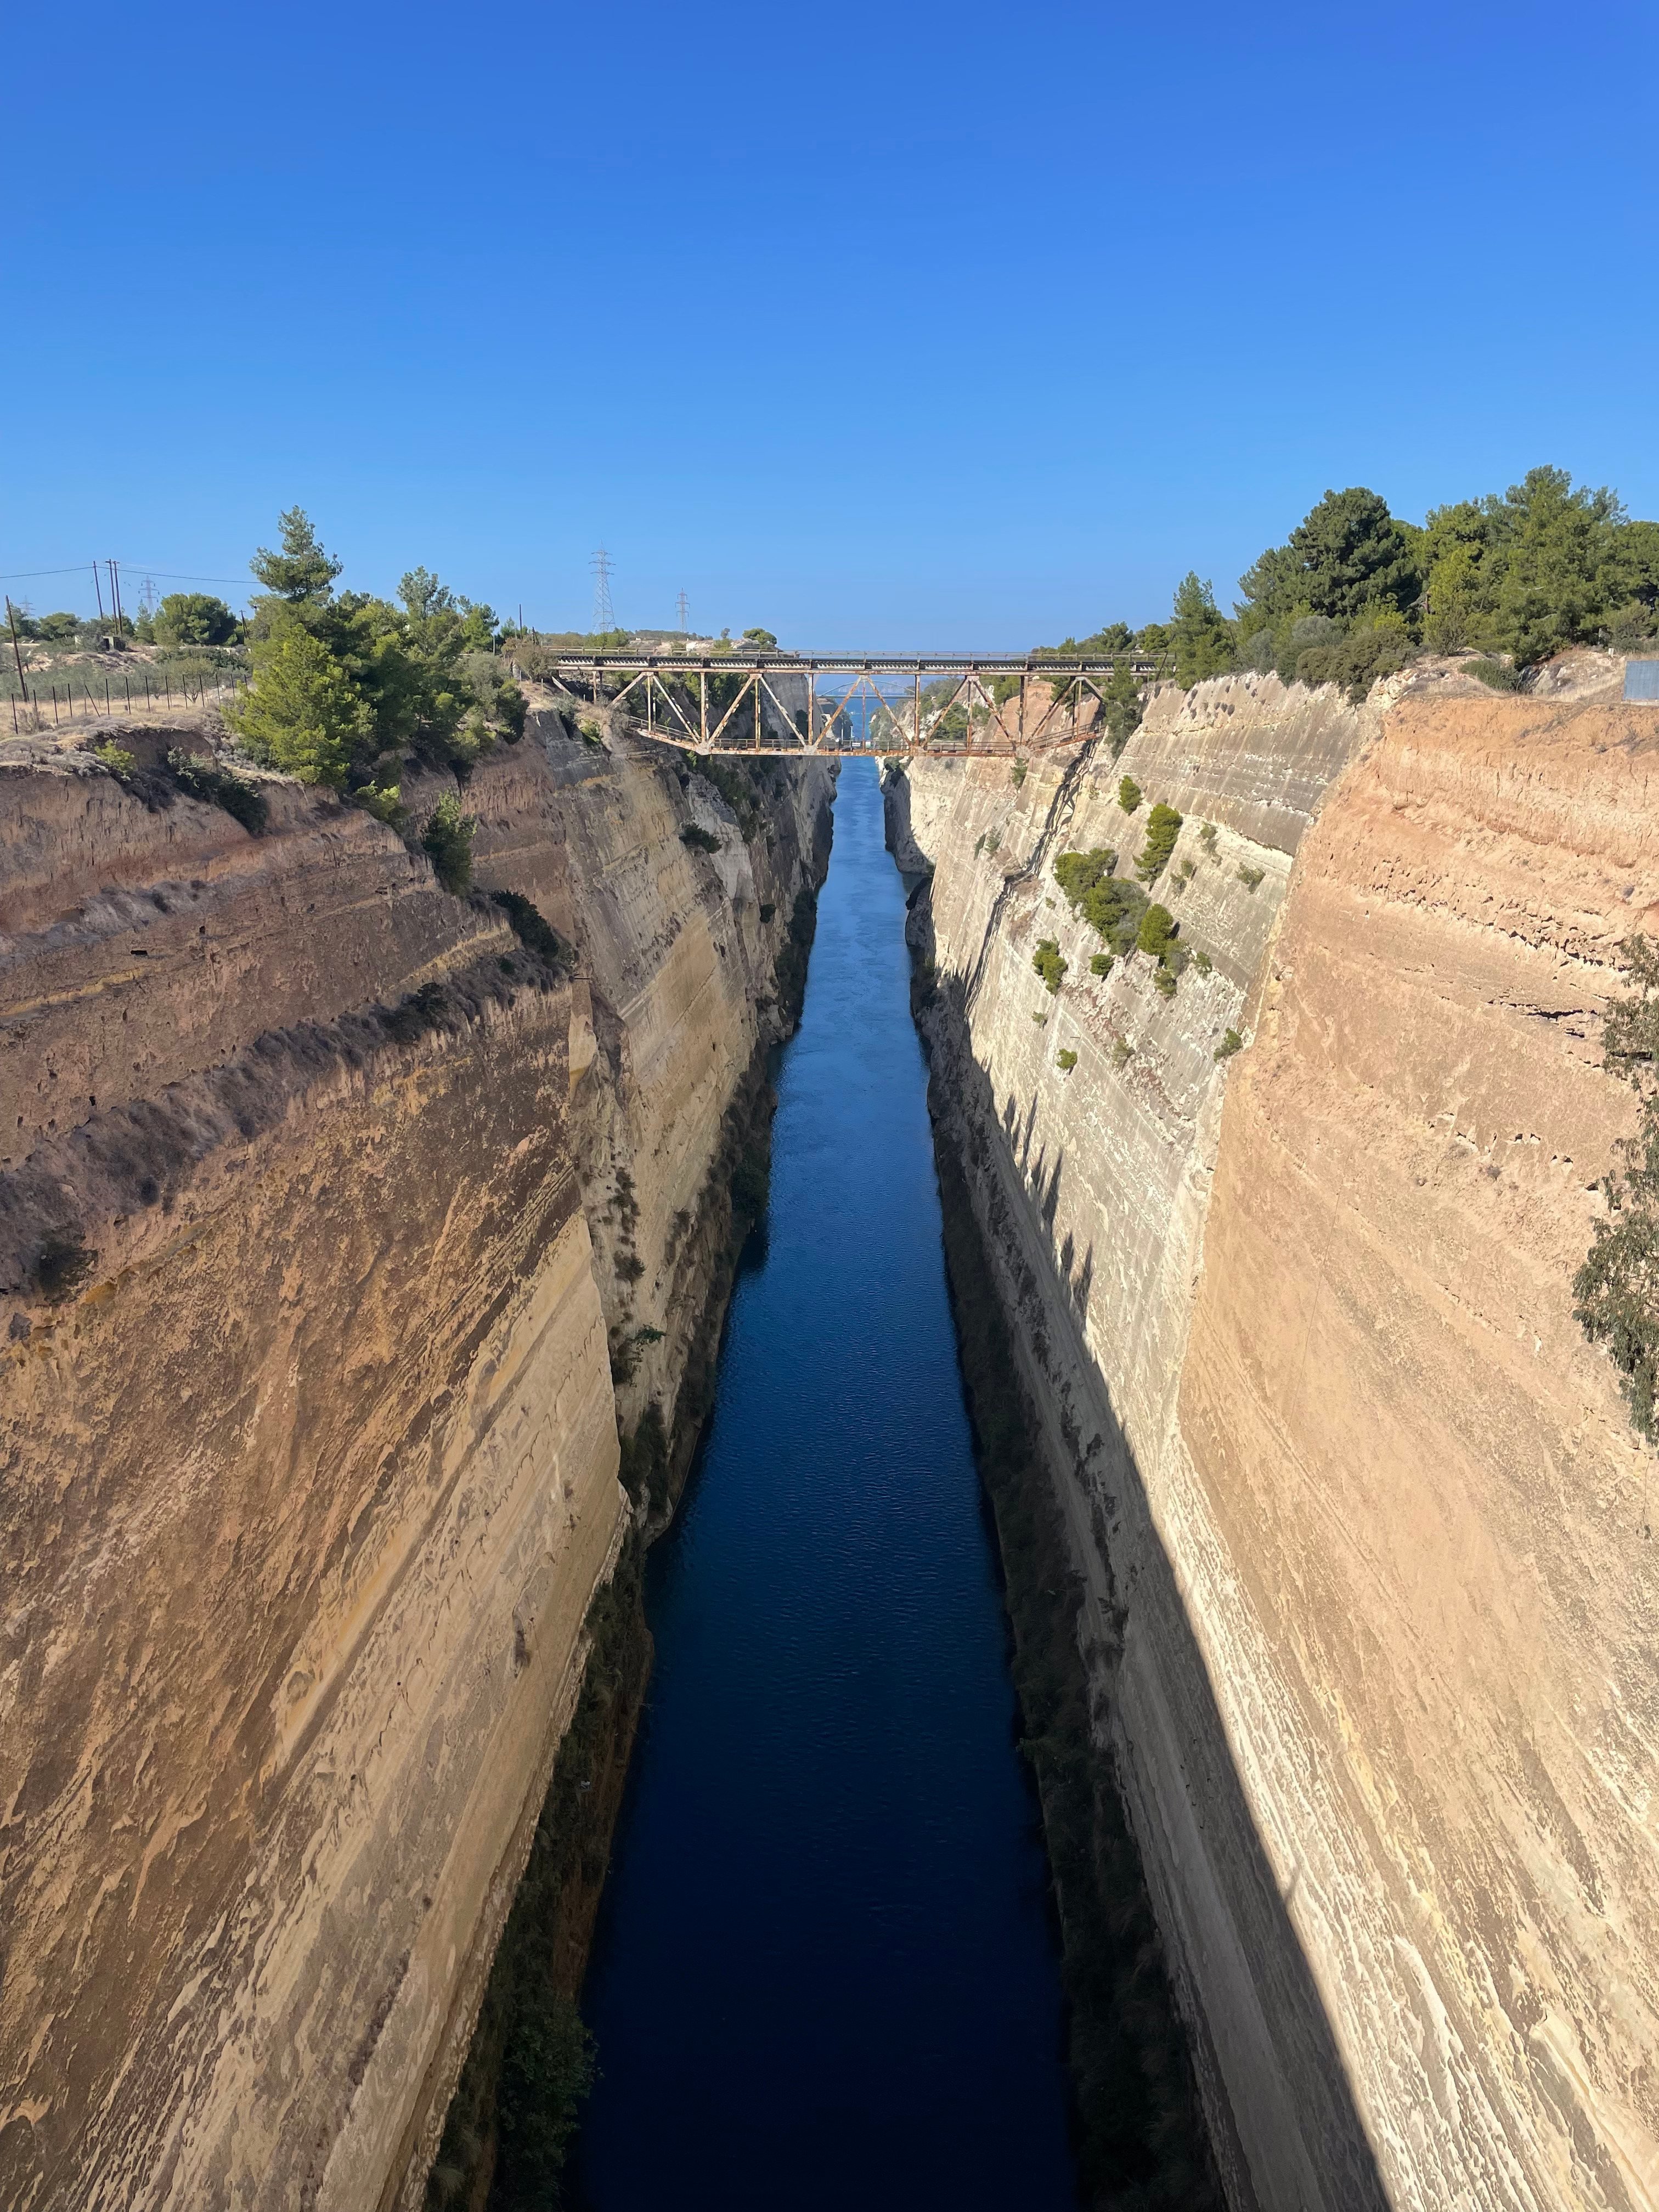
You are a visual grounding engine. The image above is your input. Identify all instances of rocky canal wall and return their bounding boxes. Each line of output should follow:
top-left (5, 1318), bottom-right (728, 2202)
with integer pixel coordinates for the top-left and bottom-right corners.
top-left (891, 664), bottom-right (1659, 2211)
top-left (0, 707), bottom-right (833, 2212)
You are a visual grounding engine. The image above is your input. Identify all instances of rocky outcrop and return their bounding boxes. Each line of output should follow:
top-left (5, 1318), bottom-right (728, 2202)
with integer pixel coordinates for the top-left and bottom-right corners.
top-left (891, 666), bottom-right (1659, 2210)
top-left (0, 712), bottom-right (833, 2212)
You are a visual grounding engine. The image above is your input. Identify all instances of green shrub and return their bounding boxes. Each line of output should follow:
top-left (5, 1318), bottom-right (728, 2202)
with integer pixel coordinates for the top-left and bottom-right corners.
top-left (1118, 775), bottom-right (1142, 813)
top-left (1153, 967), bottom-right (1177, 997)
top-left (1575, 938), bottom-right (1659, 1441)
top-left (1090, 952), bottom-right (1113, 977)
top-left (1052, 850), bottom-right (1148, 958)
top-left (167, 748), bottom-right (268, 833)
top-left (1295, 619), bottom-right (1417, 703)
top-left (1467, 657), bottom-right (1523, 691)
top-left (578, 718), bottom-right (606, 747)
top-left (490, 888), bottom-right (566, 966)
top-left (1102, 658), bottom-right (1144, 757)
top-left (681, 823), bottom-right (721, 854)
top-left (1057, 1048), bottom-right (1078, 1071)
top-left (496, 680), bottom-right (528, 740)
top-left (223, 615), bottom-right (369, 787)
top-left (1193, 950), bottom-right (1213, 975)
top-left (1111, 1039), bottom-right (1134, 1068)
top-left (1237, 862), bottom-right (1265, 890)
top-left (92, 741), bottom-right (139, 780)
top-left (1198, 821), bottom-right (1217, 851)
top-left (383, 980), bottom-right (449, 1041)
top-left (422, 793), bottom-right (478, 895)
top-left (608, 1323), bottom-right (667, 1385)
top-left (1215, 1028), bottom-right (1243, 1060)
top-left (1053, 848), bottom-right (1115, 906)
top-left (1032, 939), bottom-right (1067, 994)
top-left (352, 782), bottom-right (405, 825)
top-left (1011, 759), bottom-right (1027, 787)
top-left (1135, 803), bottom-right (1183, 884)
top-left (1136, 903), bottom-right (1177, 962)
top-left (154, 590), bottom-right (240, 648)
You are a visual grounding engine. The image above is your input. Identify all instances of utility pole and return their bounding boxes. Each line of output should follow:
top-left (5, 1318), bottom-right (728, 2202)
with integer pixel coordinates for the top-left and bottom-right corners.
top-left (590, 546), bottom-right (616, 634)
top-left (6, 599), bottom-right (29, 699)
top-left (92, 562), bottom-right (106, 624)
top-left (676, 587), bottom-right (689, 635)
top-left (108, 560), bottom-right (125, 638)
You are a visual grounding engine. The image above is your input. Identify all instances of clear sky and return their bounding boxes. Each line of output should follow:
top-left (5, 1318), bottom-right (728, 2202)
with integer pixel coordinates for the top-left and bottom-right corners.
top-left (4, 0), bottom-right (1655, 648)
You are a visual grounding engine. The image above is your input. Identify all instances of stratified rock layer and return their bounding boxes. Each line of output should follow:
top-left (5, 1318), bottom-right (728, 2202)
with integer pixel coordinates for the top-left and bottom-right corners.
top-left (894, 671), bottom-right (1659, 2211)
top-left (0, 715), bottom-right (833, 2211)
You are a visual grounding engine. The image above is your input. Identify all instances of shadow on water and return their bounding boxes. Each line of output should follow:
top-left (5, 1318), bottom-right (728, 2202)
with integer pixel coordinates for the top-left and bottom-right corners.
top-left (571, 760), bottom-right (1077, 2212)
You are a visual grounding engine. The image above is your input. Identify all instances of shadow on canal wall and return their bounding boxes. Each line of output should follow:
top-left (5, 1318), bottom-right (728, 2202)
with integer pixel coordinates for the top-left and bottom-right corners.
top-left (895, 771), bottom-right (1389, 2211)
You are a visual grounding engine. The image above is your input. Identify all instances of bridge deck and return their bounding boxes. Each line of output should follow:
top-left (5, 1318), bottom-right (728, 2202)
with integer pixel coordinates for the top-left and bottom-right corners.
top-left (521, 650), bottom-right (1165, 757)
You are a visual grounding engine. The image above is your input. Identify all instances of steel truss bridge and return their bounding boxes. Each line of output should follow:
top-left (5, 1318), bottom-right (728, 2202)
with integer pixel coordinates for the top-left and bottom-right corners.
top-left (535, 653), bottom-right (1167, 755)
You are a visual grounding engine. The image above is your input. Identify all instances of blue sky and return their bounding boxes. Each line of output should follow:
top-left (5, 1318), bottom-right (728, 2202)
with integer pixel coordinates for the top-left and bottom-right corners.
top-left (4, 0), bottom-right (1655, 647)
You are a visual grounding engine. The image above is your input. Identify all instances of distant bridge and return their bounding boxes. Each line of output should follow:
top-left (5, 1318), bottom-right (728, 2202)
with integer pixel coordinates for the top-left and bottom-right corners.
top-left (531, 652), bottom-right (1170, 755)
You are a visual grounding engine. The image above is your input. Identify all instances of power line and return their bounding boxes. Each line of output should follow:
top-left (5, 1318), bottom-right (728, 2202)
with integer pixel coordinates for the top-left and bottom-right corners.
top-left (0, 565), bottom-right (105, 581)
top-left (113, 567), bottom-right (253, 586)
top-left (591, 546), bottom-right (616, 633)
top-left (0, 564), bottom-right (254, 588)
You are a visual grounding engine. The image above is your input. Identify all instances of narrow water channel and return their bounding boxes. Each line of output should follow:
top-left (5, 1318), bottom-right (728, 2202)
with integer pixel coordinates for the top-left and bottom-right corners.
top-left (574, 758), bottom-right (1077, 2209)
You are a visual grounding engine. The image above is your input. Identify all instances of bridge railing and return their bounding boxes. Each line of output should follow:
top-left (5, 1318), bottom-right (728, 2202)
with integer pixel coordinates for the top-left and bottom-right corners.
top-left (516, 652), bottom-right (1172, 756)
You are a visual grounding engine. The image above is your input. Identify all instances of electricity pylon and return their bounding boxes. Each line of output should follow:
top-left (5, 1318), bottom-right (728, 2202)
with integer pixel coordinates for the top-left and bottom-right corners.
top-left (591, 547), bottom-right (616, 633)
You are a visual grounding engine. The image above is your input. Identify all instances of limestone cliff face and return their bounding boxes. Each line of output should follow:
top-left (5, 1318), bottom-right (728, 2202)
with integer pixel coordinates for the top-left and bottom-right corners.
top-left (0, 714), bottom-right (833, 2212)
top-left (891, 668), bottom-right (1659, 2211)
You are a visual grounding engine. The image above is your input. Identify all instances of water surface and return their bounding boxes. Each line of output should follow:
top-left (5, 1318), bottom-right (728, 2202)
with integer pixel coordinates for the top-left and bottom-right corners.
top-left (575, 758), bottom-right (1076, 2210)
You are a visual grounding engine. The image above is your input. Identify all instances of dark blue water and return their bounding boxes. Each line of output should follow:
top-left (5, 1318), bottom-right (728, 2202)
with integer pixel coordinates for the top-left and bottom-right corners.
top-left (574, 759), bottom-right (1076, 2210)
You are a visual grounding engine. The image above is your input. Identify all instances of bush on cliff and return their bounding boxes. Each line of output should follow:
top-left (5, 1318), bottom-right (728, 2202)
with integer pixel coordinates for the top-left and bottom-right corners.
top-left (1101, 657), bottom-right (1144, 757)
top-left (1135, 803), bottom-right (1182, 885)
top-left (223, 615), bottom-right (369, 787)
top-left (1053, 850), bottom-right (1150, 961)
top-left (489, 888), bottom-right (567, 967)
top-left (1467, 657), bottom-right (1523, 690)
top-left (1053, 848), bottom-right (1115, 906)
top-left (166, 748), bottom-right (269, 834)
top-left (1032, 939), bottom-right (1067, 994)
top-left (1576, 937), bottom-right (1659, 1444)
top-left (422, 793), bottom-right (478, 895)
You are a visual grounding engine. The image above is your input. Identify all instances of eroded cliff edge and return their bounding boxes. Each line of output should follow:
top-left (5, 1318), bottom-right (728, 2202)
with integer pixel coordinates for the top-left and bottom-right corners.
top-left (0, 712), bottom-right (834, 2211)
top-left (890, 669), bottom-right (1659, 2211)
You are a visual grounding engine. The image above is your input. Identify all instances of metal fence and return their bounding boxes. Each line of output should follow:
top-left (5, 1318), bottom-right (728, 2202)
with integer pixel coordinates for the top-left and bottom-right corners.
top-left (6, 670), bottom-right (249, 735)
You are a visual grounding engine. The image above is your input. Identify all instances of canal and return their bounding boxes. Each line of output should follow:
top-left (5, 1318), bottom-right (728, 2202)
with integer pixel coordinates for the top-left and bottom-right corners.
top-left (573, 757), bottom-right (1077, 2209)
